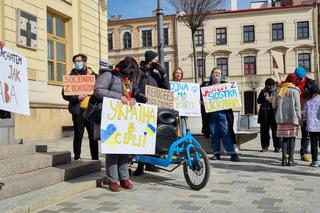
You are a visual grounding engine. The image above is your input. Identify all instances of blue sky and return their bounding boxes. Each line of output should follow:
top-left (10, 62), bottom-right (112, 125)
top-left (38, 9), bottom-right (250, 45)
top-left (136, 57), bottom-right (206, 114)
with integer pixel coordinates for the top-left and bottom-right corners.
top-left (108, 0), bottom-right (264, 19)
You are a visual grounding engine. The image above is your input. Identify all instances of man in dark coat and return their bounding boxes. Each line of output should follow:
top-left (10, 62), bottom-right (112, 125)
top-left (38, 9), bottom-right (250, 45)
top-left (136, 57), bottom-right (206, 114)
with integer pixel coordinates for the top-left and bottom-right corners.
top-left (132, 50), bottom-right (170, 176)
top-left (257, 78), bottom-right (280, 152)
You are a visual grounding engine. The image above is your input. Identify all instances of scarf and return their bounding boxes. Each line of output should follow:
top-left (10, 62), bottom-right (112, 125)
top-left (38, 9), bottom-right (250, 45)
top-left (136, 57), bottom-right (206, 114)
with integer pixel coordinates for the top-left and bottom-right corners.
top-left (295, 77), bottom-right (307, 100)
top-left (278, 82), bottom-right (296, 97)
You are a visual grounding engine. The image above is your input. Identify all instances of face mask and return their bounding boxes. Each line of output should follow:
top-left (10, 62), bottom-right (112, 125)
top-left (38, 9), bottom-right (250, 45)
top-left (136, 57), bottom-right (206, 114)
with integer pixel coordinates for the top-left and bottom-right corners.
top-left (74, 61), bottom-right (84, 70)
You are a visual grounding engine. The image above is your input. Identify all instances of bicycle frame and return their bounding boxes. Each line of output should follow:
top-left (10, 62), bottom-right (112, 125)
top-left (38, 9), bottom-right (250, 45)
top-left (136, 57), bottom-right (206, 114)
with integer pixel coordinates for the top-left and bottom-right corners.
top-left (135, 130), bottom-right (202, 168)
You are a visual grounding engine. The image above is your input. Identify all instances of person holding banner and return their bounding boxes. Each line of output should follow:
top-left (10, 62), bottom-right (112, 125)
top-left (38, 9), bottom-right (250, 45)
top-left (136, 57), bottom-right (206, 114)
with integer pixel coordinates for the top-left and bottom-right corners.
top-left (201, 68), bottom-right (240, 162)
top-left (172, 67), bottom-right (188, 137)
top-left (273, 73), bottom-right (301, 166)
top-left (132, 50), bottom-right (170, 176)
top-left (257, 78), bottom-right (280, 153)
top-left (93, 57), bottom-right (138, 192)
top-left (62, 54), bottom-right (99, 161)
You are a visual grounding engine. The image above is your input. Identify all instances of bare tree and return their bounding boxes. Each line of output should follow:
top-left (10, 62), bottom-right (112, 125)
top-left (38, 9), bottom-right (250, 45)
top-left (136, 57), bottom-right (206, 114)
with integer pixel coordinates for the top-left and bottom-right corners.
top-left (168, 0), bottom-right (225, 82)
top-left (245, 75), bottom-right (263, 115)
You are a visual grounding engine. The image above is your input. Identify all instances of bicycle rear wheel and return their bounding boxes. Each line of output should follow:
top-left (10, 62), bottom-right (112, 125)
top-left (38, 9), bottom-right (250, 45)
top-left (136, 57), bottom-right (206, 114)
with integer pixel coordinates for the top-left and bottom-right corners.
top-left (183, 146), bottom-right (210, 190)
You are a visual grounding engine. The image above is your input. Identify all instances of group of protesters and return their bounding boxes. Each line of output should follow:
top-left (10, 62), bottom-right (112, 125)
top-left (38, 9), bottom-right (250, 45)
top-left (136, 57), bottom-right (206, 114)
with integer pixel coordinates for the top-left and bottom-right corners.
top-left (257, 66), bottom-right (320, 167)
top-left (61, 49), bottom-right (245, 192)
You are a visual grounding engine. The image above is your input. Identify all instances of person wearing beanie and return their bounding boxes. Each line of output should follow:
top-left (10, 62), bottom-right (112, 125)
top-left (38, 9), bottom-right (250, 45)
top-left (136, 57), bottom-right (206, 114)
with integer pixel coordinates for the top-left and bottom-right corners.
top-left (131, 50), bottom-right (170, 176)
top-left (294, 66), bottom-right (317, 163)
top-left (304, 84), bottom-right (320, 167)
top-left (273, 73), bottom-right (301, 166)
top-left (257, 78), bottom-right (280, 153)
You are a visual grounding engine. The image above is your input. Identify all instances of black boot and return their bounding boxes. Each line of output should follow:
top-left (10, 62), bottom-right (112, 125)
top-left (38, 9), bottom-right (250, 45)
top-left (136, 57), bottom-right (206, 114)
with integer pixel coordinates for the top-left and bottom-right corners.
top-left (210, 154), bottom-right (221, 160)
top-left (133, 163), bottom-right (145, 176)
top-left (230, 154), bottom-right (240, 162)
top-left (281, 139), bottom-right (287, 166)
top-left (287, 138), bottom-right (296, 166)
top-left (145, 164), bottom-right (160, 172)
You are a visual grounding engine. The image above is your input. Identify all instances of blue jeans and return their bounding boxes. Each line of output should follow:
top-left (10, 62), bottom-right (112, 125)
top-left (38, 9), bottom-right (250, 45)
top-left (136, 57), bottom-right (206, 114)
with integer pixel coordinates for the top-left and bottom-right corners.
top-left (209, 111), bottom-right (236, 155)
top-left (180, 116), bottom-right (187, 136)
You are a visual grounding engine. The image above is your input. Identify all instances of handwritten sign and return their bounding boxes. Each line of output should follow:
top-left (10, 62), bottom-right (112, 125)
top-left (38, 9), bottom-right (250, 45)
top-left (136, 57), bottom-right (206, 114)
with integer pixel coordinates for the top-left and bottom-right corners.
top-left (0, 47), bottom-right (30, 115)
top-left (201, 82), bottom-right (242, 113)
top-left (170, 81), bottom-right (201, 116)
top-left (100, 97), bottom-right (158, 154)
top-left (63, 75), bottom-right (95, 96)
top-left (145, 85), bottom-right (173, 108)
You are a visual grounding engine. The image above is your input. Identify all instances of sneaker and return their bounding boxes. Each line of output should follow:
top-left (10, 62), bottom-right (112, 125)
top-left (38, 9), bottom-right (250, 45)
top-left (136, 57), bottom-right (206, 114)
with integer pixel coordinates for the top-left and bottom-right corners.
top-left (230, 154), bottom-right (240, 162)
top-left (108, 182), bottom-right (121, 192)
top-left (120, 180), bottom-right (134, 189)
top-left (210, 154), bottom-right (221, 160)
top-left (310, 161), bottom-right (319, 167)
top-left (301, 154), bottom-right (311, 162)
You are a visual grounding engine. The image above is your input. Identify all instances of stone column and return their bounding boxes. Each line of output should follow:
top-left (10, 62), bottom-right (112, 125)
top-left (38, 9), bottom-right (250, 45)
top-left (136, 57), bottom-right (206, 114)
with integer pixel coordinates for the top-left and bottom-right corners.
top-left (0, 114), bottom-right (15, 145)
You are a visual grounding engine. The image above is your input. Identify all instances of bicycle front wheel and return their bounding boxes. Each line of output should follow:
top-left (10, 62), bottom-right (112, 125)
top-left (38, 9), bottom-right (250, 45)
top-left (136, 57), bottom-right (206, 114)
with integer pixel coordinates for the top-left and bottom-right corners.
top-left (183, 146), bottom-right (210, 190)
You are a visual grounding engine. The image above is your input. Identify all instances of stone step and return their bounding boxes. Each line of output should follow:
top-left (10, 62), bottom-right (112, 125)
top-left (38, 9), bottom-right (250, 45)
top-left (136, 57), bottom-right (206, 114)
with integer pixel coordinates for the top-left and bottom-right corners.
top-left (0, 170), bottom-right (106, 213)
top-left (0, 144), bottom-right (35, 160)
top-left (0, 151), bottom-right (71, 178)
top-left (0, 159), bottom-right (101, 200)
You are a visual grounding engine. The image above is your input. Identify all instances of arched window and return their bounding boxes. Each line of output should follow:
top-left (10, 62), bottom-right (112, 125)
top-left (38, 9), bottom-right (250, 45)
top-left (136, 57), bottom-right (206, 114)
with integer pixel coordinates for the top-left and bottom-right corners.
top-left (123, 32), bottom-right (132, 49)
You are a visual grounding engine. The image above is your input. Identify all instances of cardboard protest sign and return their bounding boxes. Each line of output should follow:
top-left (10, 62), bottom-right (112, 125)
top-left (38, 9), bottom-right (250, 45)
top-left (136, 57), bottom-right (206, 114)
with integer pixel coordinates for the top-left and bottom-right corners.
top-left (63, 75), bottom-right (95, 96)
top-left (100, 97), bottom-right (158, 154)
top-left (170, 81), bottom-right (201, 116)
top-left (145, 85), bottom-right (174, 108)
top-left (201, 82), bottom-right (242, 113)
top-left (0, 47), bottom-right (30, 115)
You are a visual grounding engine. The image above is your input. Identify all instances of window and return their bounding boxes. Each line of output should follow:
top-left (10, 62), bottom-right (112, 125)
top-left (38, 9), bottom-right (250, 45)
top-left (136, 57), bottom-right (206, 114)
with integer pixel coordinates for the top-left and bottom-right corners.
top-left (244, 56), bottom-right (256, 75)
top-left (197, 58), bottom-right (205, 77)
top-left (142, 29), bottom-right (152, 47)
top-left (298, 53), bottom-right (311, 72)
top-left (47, 12), bottom-right (67, 82)
top-left (297, 21), bottom-right (309, 39)
top-left (164, 28), bottom-right (169, 46)
top-left (216, 27), bottom-right (227, 45)
top-left (123, 32), bottom-right (132, 49)
top-left (195, 29), bottom-right (204, 46)
top-left (164, 62), bottom-right (169, 74)
top-left (217, 58), bottom-right (228, 76)
top-left (272, 23), bottom-right (284, 41)
top-left (243, 25), bottom-right (255, 42)
top-left (108, 33), bottom-right (113, 50)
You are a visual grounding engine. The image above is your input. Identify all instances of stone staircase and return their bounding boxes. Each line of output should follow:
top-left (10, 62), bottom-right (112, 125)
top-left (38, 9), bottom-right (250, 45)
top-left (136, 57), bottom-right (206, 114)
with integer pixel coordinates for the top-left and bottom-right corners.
top-left (0, 144), bottom-right (101, 201)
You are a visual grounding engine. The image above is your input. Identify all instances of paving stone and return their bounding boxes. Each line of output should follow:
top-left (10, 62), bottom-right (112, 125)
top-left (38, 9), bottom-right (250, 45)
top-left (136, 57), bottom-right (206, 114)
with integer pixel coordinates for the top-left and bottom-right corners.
top-left (177, 205), bottom-right (202, 211)
top-left (173, 200), bottom-right (193, 205)
top-left (217, 182), bottom-right (234, 185)
top-left (238, 174), bottom-right (252, 177)
top-left (95, 206), bottom-right (120, 212)
top-left (256, 205), bottom-right (282, 211)
top-left (58, 202), bottom-right (78, 207)
top-left (37, 211), bottom-right (59, 213)
top-left (82, 195), bottom-right (102, 200)
top-left (258, 178), bottom-right (274, 181)
top-left (146, 187), bottom-right (163, 191)
top-left (98, 201), bottom-right (119, 206)
top-left (263, 211), bottom-right (288, 213)
top-left (260, 198), bottom-right (283, 203)
top-left (189, 194), bottom-right (209, 199)
top-left (210, 200), bottom-right (233, 205)
top-left (211, 189), bottom-right (230, 193)
top-left (293, 187), bottom-right (314, 192)
top-left (231, 180), bottom-right (248, 184)
top-left (59, 207), bottom-right (82, 212)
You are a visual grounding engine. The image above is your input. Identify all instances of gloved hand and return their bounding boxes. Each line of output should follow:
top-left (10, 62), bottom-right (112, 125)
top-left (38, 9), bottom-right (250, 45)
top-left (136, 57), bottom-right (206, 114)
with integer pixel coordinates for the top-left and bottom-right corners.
top-left (154, 63), bottom-right (166, 76)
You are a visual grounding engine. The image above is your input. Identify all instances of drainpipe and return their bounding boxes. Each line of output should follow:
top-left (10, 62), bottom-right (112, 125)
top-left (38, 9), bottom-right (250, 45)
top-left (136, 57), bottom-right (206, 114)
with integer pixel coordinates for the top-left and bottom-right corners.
top-left (313, 3), bottom-right (319, 83)
top-left (174, 15), bottom-right (179, 68)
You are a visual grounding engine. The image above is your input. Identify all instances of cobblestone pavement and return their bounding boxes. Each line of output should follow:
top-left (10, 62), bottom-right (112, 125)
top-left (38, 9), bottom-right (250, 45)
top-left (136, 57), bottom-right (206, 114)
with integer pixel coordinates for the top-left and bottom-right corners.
top-left (33, 135), bottom-right (320, 213)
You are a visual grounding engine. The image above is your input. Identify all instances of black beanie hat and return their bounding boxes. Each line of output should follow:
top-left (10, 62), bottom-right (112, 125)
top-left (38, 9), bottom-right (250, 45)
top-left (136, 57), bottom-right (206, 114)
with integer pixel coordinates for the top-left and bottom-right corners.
top-left (265, 78), bottom-right (275, 87)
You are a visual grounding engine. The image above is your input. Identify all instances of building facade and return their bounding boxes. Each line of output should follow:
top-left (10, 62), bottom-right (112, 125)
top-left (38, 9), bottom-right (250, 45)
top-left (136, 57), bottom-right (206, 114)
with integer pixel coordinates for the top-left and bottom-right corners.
top-left (0, 0), bottom-right (108, 142)
top-left (108, 15), bottom-right (177, 77)
top-left (176, 4), bottom-right (318, 114)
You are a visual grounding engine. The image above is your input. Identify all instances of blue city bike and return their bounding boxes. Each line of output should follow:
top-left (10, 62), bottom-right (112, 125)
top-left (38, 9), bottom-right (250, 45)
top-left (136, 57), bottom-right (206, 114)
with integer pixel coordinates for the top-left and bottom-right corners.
top-left (134, 130), bottom-right (210, 190)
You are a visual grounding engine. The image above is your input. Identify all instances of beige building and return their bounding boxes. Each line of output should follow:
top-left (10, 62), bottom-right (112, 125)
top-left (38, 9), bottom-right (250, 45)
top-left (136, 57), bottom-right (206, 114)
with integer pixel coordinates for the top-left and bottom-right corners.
top-left (176, 4), bottom-right (319, 114)
top-left (108, 15), bottom-right (177, 77)
top-left (0, 0), bottom-right (108, 142)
